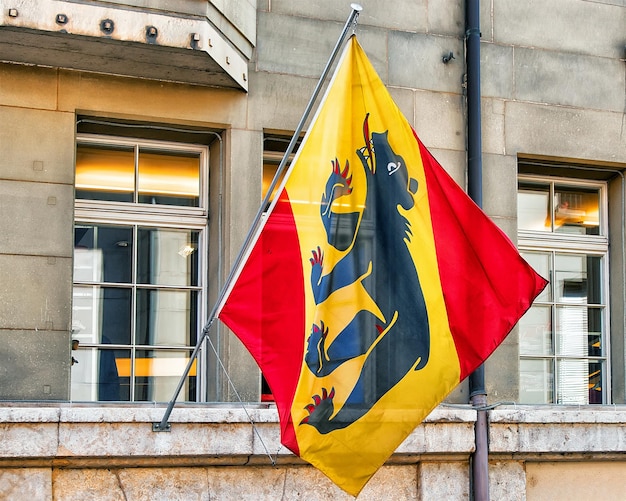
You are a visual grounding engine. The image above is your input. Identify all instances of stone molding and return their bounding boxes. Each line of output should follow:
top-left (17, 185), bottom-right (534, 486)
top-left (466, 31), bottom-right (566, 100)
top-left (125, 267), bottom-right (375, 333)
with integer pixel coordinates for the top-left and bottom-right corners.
top-left (0, 404), bottom-right (476, 467)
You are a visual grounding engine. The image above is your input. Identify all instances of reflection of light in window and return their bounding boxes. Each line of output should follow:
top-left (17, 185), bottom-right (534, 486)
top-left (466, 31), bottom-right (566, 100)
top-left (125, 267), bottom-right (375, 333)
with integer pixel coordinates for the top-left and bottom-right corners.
top-left (76, 145), bottom-right (200, 197)
top-left (177, 245), bottom-right (195, 258)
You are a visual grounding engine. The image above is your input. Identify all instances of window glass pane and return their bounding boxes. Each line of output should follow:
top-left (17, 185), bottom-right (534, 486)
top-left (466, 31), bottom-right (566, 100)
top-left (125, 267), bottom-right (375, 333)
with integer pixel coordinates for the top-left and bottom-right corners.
top-left (519, 358), bottom-right (553, 404)
top-left (518, 184), bottom-right (550, 232)
top-left (556, 306), bottom-right (602, 358)
top-left (134, 350), bottom-right (196, 402)
top-left (588, 360), bottom-right (604, 404)
top-left (519, 305), bottom-right (552, 356)
top-left (554, 186), bottom-right (600, 235)
top-left (521, 251), bottom-right (551, 302)
top-left (72, 286), bottom-right (132, 345)
top-left (136, 289), bottom-right (198, 346)
top-left (137, 228), bottom-right (199, 286)
top-left (555, 254), bottom-right (601, 304)
top-left (137, 149), bottom-right (200, 206)
top-left (556, 359), bottom-right (603, 405)
top-left (263, 162), bottom-right (287, 202)
top-left (75, 144), bottom-right (135, 202)
top-left (71, 348), bottom-right (130, 401)
top-left (75, 225), bottom-right (133, 283)
top-left (587, 308), bottom-right (603, 357)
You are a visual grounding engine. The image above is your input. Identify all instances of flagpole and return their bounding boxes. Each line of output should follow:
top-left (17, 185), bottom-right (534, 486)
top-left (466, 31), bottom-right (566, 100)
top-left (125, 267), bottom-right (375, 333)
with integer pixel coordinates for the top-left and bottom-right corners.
top-left (153, 3), bottom-right (363, 432)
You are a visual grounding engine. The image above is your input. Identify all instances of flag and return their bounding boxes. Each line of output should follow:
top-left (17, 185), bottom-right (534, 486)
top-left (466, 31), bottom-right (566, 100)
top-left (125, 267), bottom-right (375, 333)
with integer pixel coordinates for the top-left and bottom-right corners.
top-left (218, 36), bottom-right (547, 496)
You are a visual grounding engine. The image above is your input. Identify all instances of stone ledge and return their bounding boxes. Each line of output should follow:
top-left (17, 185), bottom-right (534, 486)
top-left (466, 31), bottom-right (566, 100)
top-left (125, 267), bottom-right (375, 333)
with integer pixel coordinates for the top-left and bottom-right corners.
top-left (489, 405), bottom-right (626, 455)
top-left (0, 404), bottom-right (477, 465)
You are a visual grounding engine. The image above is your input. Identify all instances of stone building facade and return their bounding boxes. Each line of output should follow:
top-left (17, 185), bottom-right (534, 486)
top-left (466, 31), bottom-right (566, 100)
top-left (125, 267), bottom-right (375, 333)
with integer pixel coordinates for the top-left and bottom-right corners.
top-left (0, 0), bottom-right (625, 499)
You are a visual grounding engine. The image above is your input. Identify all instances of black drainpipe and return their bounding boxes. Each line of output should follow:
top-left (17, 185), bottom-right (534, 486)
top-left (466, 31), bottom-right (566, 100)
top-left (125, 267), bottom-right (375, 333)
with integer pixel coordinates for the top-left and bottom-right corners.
top-left (465, 0), bottom-right (490, 500)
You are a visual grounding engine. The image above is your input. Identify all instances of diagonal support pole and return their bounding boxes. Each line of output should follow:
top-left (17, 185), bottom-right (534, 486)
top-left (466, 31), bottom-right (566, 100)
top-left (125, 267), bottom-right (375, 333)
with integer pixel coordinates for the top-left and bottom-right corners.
top-left (153, 3), bottom-right (363, 432)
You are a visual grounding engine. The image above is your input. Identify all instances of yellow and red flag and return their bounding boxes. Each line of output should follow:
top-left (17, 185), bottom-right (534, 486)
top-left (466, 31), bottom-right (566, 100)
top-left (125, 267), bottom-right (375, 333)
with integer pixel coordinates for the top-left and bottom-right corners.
top-left (218, 36), bottom-right (547, 496)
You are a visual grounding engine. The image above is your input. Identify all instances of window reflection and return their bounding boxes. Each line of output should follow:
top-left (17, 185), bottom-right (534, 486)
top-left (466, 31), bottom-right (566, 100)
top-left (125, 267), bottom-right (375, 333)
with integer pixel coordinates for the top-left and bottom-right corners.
top-left (74, 225), bottom-right (133, 283)
top-left (518, 249), bottom-right (605, 405)
top-left (518, 182), bottom-right (601, 235)
top-left (137, 228), bottom-right (199, 286)
top-left (136, 289), bottom-right (198, 346)
top-left (76, 144), bottom-right (135, 202)
top-left (72, 286), bottom-right (132, 345)
top-left (134, 350), bottom-right (196, 402)
top-left (76, 143), bottom-right (201, 207)
top-left (519, 305), bottom-right (552, 356)
top-left (555, 254), bottom-right (601, 304)
top-left (70, 348), bottom-right (130, 402)
top-left (554, 186), bottom-right (600, 235)
top-left (138, 149), bottom-right (200, 206)
top-left (520, 359), bottom-right (554, 404)
top-left (518, 185), bottom-right (550, 232)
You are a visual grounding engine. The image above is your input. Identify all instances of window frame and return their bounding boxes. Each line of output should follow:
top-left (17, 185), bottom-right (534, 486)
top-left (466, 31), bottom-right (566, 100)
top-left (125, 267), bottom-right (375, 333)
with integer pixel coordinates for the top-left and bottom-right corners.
top-left (72, 133), bottom-right (210, 403)
top-left (518, 174), bottom-right (611, 404)
top-left (75, 134), bottom-right (209, 227)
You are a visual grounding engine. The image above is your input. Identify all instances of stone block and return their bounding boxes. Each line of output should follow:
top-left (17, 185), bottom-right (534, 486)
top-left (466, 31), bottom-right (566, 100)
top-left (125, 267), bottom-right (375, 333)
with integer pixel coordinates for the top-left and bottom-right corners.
top-left (0, 468), bottom-right (52, 500)
top-left (118, 467), bottom-right (211, 500)
top-left (490, 406), bottom-right (626, 454)
top-left (504, 102), bottom-right (626, 164)
top-left (270, 0), bottom-right (429, 34)
top-left (355, 465), bottom-right (418, 500)
top-left (58, 421), bottom-right (254, 458)
top-left (0, 330), bottom-right (70, 400)
top-left (426, 148), bottom-right (466, 188)
top-left (526, 462), bottom-right (626, 501)
top-left (494, 0), bottom-right (625, 59)
top-left (53, 469), bottom-right (126, 501)
top-left (209, 466), bottom-right (293, 500)
top-left (514, 47), bottom-right (624, 113)
top-left (397, 408), bottom-right (476, 454)
top-left (0, 254), bottom-right (72, 331)
top-left (427, 0), bottom-right (465, 35)
top-left (388, 31), bottom-right (464, 94)
top-left (224, 128), bottom-right (263, 251)
top-left (481, 44), bottom-right (514, 99)
top-left (0, 107), bottom-right (75, 184)
top-left (489, 461), bottom-right (526, 501)
top-left (482, 154), bottom-right (518, 218)
top-left (414, 90), bottom-right (465, 152)
top-left (247, 71), bottom-right (316, 131)
top-left (419, 461), bottom-right (469, 499)
top-left (481, 98), bottom-right (506, 155)
top-left (0, 420), bottom-right (59, 457)
top-left (0, 64), bottom-right (58, 110)
top-left (486, 330), bottom-right (521, 404)
top-left (0, 179), bottom-right (74, 257)
top-left (282, 464), bottom-right (419, 501)
top-left (57, 70), bottom-right (247, 130)
top-left (480, 0), bottom-right (494, 42)
top-left (256, 12), bottom-right (388, 80)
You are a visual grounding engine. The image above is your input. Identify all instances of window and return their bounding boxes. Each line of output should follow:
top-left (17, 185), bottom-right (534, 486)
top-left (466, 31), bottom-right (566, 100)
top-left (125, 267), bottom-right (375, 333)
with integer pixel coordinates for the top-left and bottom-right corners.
top-left (517, 176), bottom-right (609, 404)
top-left (71, 133), bottom-right (209, 402)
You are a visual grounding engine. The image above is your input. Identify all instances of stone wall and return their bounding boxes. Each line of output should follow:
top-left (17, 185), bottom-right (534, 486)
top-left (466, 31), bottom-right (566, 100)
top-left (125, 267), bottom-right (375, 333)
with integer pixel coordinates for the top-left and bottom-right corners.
top-left (1, 405), bottom-right (626, 499)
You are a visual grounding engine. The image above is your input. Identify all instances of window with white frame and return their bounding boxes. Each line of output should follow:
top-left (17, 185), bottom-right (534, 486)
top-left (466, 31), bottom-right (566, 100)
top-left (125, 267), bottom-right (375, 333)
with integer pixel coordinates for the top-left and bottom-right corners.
top-left (517, 176), bottom-right (609, 404)
top-left (71, 132), bottom-right (209, 402)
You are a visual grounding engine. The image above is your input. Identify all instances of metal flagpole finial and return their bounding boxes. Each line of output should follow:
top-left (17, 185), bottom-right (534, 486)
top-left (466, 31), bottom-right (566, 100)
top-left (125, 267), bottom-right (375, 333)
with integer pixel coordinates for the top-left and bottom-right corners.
top-left (350, 4), bottom-right (362, 33)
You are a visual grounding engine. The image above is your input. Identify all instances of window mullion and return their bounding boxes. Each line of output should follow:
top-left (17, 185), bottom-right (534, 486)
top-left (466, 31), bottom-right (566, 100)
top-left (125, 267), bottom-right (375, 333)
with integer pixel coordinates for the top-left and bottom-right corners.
top-left (134, 144), bottom-right (139, 204)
